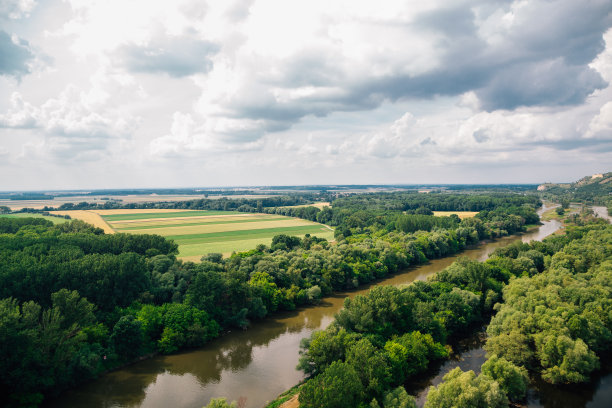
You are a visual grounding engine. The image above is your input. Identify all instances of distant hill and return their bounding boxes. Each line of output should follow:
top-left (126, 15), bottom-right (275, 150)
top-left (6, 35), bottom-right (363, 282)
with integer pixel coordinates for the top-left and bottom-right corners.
top-left (538, 172), bottom-right (612, 204)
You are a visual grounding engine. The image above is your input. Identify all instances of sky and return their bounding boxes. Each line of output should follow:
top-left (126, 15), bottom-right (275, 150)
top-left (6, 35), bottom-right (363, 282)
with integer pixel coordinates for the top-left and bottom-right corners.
top-left (1, 0), bottom-right (612, 190)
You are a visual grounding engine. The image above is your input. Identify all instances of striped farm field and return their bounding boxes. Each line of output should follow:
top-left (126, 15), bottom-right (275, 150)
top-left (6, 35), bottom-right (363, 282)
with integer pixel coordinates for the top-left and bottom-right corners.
top-left (81, 209), bottom-right (334, 260)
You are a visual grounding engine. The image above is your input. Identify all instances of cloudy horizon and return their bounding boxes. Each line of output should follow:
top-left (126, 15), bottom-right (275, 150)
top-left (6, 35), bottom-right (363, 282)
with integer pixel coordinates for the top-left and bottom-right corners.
top-left (1, 0), bottom-right (611, 190)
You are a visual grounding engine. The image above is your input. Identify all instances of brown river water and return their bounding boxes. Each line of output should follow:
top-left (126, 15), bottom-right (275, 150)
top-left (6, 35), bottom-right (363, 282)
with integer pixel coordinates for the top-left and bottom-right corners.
top-left (47, 210), bottom-right (610, 408)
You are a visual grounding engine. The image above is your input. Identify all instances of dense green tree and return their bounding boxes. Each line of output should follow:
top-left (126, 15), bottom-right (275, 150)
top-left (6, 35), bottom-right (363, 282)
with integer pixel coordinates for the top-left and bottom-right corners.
top-left (424, 367), bottom-right (508, 408)
top-left (346, 338), bottom-right (392, 399)
top-left (110, 315), bottom-right (143, 359)
top-left (204, 398), bottom-right (237, 408)
top-left (370, 386), bottom-right (416, 408)
top-left (481, 355), bottom-right (528, 401)
top-left (299, 361), bottom-right (364, 408)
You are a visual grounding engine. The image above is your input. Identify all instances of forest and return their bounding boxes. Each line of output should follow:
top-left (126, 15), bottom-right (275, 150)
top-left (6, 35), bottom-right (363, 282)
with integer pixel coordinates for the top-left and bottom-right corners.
top-left (0, 192), bottom-right (542, 406)
top-left (293, 220), bottom-right (612, 407)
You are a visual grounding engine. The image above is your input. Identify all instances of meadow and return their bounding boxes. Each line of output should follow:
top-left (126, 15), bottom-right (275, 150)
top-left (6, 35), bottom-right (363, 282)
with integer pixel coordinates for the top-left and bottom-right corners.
top-left (0, 213), bottom-right (68, 224)
top-left (56, 209), bottom-right (334, 260)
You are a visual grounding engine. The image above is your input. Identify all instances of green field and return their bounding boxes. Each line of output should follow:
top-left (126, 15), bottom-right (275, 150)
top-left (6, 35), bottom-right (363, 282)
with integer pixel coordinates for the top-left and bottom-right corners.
top-left (102, 210), bottom-right (236, 221)
top-left (0, 213), bottom-right (68, 224)
top-left (103, 210), bottom-right (334, 260)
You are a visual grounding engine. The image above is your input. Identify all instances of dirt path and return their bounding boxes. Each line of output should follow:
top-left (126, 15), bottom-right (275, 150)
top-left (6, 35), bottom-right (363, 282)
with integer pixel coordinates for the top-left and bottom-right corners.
top-left (279, 394), bottom-right (299, 408)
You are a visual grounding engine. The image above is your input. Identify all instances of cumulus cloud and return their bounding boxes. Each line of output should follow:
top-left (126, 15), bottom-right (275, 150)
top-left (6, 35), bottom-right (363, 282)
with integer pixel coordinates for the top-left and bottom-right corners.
top-left (117, 31), bottom-right (219, 77)
top-left (0, 30), bottom-right (34, 77)
top-left (0, 0), bottom-right (37, 19)
top-left (0, 86), bottom-right (137, 160)
top-left (149, 111), bottom-right (265, 157)
top-left (182, 0), bottom-right (612, 147)
top-left (2, 0), bottom-right (612, 187)
top-left (587, 102), bottom-right (612, 138)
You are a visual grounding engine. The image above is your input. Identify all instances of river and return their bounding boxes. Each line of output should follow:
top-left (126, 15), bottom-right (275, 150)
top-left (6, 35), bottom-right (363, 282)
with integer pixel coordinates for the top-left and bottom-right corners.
top-left (408, 331), bottom-right (612, 408)
top-left (46, 212), bottom-right (565, 408)
top-left (593, 206), bottom-right (612, 223)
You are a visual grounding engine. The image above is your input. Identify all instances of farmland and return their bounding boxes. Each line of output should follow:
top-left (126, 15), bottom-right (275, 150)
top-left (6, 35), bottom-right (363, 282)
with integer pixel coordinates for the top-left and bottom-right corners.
top-left (0, 213), bottom-right (68, 224)
top-left (55, 209), bottom-right (334, 260)
top-left (432, 210), bottom-right (479, 219)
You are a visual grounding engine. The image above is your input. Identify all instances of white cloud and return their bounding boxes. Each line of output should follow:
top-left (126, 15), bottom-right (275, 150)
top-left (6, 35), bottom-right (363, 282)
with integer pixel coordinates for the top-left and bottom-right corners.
top-left (1, 0), bottom-right (611, 188)
top-left (587, 102), bottom-right (612, 137)
top-left (1, 85), bottom-right (137, 160)
top-left (0, 0), bottom-right (37, 19)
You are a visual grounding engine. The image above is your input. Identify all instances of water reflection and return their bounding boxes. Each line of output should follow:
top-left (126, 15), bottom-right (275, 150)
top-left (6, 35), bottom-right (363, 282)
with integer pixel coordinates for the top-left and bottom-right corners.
top-left (44, 217), bottom-right (562, 408)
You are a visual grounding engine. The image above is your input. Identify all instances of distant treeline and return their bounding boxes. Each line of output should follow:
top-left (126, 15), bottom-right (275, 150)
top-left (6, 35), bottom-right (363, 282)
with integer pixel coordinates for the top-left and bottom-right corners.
top-left (1, 194), bottom-right (49, 200)
top-left (264, 193), bottom-right (540, 239)
top-left (0, 189), bottom-right (280, 199)
top-left (43, 194), bottom-right (325, 212)
top-left (331, 192), bottom-right (541, 212)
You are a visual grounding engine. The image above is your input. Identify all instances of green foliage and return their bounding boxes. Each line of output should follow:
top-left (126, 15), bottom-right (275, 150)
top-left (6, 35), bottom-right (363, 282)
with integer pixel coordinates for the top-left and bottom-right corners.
top-left (370, 386), bottom-right (417, 408)
top-left (135, 303), bottom-right (220, 354)
top-left (297, 327), bottom-right (362, 375)
top-left (110, 315), bottom-right (143, 359)
top-left (346, 338), bottom-right (392, 399)
top-left (424, 367), bottom-right (508, 408)
top-left (486, 226), bottom-right (612, 384)
top-left (0, 292), bottom-right (103, 407)
top-left (0, 192), bottom-right (571, 407)
top-left (535, 334), bottom-right (599, 384)
top-left (384, 331), bottom-right (448, 381)
top-left (481, 355), bottom-right (528, 401)
top-left (204, 397), bottom-right (237, 408)
top-left (299, 361), bottom-right (364, 408)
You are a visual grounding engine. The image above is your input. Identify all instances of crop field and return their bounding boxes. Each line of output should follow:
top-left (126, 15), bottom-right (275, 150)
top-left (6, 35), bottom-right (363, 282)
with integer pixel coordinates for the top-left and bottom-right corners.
top-left (56, 209), bottom-right (334, 260)
top-left (0, 213), bottom-right (69, 224)
top-left (52, 210), bottom-right (116, 233)
top-left (432, 211), bottom-right (479, 219)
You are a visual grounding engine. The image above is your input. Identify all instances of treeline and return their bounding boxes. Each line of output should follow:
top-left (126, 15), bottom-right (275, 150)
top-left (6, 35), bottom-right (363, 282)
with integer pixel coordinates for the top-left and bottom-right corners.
top-left (331, 192), bottom-right (541, 212)
top-left (294, 222), bottom-right (611, 408)
top-left (49, 194), bottom-right (324, 213)
top-left (264, 192), bottom-right (539, 239)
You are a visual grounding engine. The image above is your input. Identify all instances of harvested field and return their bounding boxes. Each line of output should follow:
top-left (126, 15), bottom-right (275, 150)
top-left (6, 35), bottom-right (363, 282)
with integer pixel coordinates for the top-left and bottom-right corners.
top-left (432, 211), bottom-right (479, 219)
top-left (281, 202), bottom-right (331, 209)
top-left (52, 210), bottom-right (115, 234)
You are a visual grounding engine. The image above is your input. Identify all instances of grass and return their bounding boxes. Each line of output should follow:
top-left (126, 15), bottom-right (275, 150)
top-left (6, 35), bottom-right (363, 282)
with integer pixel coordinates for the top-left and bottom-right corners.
top-left (541, 207), bottom-right (564, 221)
top-left (112, 216), bottom-right (288, 231)
top-left (167, 225), bottom-right (332, 244)
top-left (263, 382), bottom-right (303, 408)
top-left (95, 209), bottom-right (334, 259)
top-left (0, 213), bottom-right (68, 224)
top-left (116, 220), bottom-right (315, 236)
